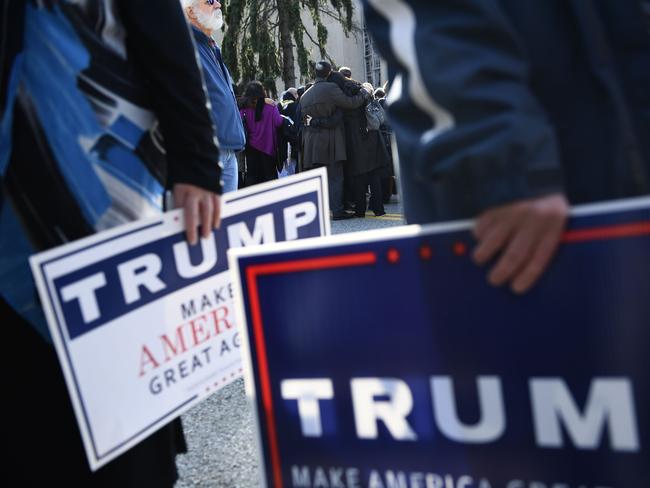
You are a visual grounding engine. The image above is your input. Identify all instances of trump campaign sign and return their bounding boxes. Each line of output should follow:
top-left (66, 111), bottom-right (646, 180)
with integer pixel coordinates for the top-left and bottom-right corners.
top-left (29, 169), bottom-right (329, 471)
top-left (229, 196), bottom-right (650, 488)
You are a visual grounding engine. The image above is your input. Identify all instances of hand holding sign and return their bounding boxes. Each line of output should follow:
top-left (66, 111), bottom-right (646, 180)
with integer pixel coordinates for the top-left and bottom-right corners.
top-left (472, 193), bottom-right (569, 294)
top-left (173, 183), bottom-right (222, 245)
top-left (30, 169), bottom-right (330, 470)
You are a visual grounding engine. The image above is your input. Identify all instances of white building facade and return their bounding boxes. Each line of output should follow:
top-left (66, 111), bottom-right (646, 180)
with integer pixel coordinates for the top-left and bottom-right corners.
top-left (297, 3), bottom-right (387, 90)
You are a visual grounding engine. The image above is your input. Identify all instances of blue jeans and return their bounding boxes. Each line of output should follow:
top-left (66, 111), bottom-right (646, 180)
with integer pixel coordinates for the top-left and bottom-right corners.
top-left (220, 149), bottom-right (239, 193)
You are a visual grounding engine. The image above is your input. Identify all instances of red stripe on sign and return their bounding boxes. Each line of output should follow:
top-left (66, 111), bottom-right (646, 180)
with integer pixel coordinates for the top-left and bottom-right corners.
top-left (562, 221), bottom-right (650, 243)
top-left (249, 252), bottom-right (377, 276)
top-left (245, 252), bottom-right (377, 488)
top-left (246, 267), bottom-right (283, 488)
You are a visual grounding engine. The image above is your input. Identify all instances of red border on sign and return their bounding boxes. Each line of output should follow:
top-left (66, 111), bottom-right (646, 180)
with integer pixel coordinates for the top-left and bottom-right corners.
top-left (562, 221), bottom-right (650, 243)
top-left (245, 252), bottom-right (377, 488)
top-left (245, 219), bottom-right (650, 487)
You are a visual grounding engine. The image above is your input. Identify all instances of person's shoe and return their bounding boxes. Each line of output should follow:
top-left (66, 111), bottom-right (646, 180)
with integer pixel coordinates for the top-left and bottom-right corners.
top-left (332, 211), bottom-right (354, 221)
top-left (354, 212), bottom-right (365, 218)
top-left (373, 210), bottom-right (387, 217)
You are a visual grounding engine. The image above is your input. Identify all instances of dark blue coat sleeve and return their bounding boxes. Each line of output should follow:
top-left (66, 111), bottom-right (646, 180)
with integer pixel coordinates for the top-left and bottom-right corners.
top-left (362, 0), bottom-right (565, 222)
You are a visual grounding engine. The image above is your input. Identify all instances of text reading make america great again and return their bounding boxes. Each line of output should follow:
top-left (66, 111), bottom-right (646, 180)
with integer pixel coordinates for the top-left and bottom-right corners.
top-left (30, 170), bottom-right (329, 471)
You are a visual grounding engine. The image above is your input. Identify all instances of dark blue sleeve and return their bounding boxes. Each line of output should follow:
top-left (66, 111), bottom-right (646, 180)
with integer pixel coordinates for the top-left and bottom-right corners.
top-left (362, 0), bottom-right (564, 222)
top-left (0, 1), bottom-right (24, 117)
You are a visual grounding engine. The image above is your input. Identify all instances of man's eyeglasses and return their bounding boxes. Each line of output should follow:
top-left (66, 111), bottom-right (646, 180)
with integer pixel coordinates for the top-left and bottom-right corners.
top-left (206, 0), bottom-right (216, 5)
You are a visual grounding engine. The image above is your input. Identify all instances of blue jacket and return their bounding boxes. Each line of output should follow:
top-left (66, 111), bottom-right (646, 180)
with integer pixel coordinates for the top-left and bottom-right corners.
top-left (192, 27), bottom-right (246, 151)
top-left (363, 0), bottom-right (650, 223)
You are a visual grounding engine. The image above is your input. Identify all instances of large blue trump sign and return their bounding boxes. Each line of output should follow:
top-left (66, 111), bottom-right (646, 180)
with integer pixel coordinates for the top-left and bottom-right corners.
top-left (229, 197), bottom-right (650, 488)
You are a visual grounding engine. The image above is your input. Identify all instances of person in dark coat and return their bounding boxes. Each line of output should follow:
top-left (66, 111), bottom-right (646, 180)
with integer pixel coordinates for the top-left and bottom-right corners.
top-left (336, 67), bottom-right (357, 210)
top-left (1, 1), bottom-right (222, 486)
top-left (279, 88), bottom-right (300, 170)
top-left (363, 0), bottom-right (650, 293)
top-left (374, 87), bottom-right (397, 204)
top-left (328, 73), bottom-right (390, 217)
top-left (299, 61), bottom-right (368, 220)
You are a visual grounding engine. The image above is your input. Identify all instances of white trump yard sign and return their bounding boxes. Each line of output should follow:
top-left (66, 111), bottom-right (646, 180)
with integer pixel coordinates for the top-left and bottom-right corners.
top-left (30, 169), bottom-right (329, 471)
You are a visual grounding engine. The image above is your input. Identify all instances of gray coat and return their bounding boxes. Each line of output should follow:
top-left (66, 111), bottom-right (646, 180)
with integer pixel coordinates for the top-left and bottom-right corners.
top-left (299, 79), bottom-right (366, 168)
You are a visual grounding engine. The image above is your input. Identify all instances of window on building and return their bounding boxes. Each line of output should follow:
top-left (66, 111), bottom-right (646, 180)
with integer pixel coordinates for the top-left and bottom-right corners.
top-left (363, 29), bottom-right (382, 88)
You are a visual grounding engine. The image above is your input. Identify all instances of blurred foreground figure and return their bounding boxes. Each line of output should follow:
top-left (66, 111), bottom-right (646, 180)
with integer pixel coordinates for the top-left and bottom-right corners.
top-left (0, 1), bottom-right (222, 485)
top-left (363, 0), bottom-right (650, 293)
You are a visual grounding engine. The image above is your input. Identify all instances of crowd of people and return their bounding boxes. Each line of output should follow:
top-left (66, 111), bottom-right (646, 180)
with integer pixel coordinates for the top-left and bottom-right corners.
top-left (233, 67), bottom-right (396, 221)
top-left (184, 0), bottom-right (397, 222)
top-left (118, 0), bottom-right (397, 219)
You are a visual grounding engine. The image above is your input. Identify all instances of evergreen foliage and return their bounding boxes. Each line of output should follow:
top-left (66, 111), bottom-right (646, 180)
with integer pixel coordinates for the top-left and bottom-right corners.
top-left (222, 0), bottom-right (355, 96)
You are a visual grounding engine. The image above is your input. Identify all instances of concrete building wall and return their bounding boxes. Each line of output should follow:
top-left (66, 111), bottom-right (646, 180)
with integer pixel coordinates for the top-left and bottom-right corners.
top-left (298, 4), bottom-right (387, 90)
top-left (297, 6), bottom-right (366, 86)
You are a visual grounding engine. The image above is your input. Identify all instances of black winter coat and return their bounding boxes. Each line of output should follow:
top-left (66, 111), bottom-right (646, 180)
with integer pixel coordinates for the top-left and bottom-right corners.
top-left (343, 104), bottom-right (390, 177)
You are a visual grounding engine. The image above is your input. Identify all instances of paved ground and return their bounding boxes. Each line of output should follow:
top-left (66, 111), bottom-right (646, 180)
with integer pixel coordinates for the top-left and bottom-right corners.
top-left (331, 199), bottom-right (406, 234)
top-left (175, 198), bottom-right (405, 487)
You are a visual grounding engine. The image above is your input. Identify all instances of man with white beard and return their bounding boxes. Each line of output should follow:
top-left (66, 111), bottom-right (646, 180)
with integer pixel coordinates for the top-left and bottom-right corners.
top-left (182, 0), bottom-right (246, 192)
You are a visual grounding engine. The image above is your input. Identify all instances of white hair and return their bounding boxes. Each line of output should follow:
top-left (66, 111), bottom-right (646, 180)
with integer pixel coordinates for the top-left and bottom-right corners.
top-left (180, 0), bottom-right (198, 9)
top-left (180, 0), bottom-right (224, 34)
top-left (362, 82), bottom-right (374, 94)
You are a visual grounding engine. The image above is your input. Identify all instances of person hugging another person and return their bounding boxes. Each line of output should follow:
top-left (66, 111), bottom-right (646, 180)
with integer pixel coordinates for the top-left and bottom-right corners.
top-left (299, 61), bottom-right (368, 220)
top-left (328, 74), bottom-right (390, 217)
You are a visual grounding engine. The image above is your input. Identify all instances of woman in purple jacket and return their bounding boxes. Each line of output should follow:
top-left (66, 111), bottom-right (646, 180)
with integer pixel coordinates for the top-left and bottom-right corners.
top-left (240, 81), bottom-right (285, 186)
